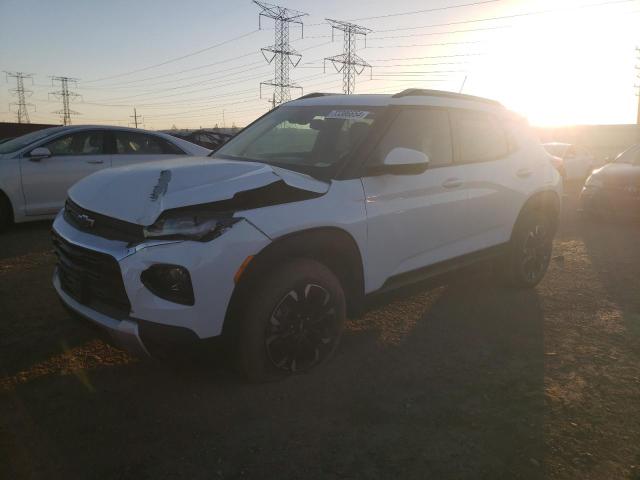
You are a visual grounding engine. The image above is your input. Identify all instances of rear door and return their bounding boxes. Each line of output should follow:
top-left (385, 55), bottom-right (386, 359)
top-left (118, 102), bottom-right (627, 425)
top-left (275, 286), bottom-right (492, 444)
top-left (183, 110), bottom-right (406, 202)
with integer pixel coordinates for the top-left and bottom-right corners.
top-left (449, 109), bottom-right (528, 250)
top-left (361, 107), bottom-right (470, 291)
top-left (21, 129), bottom-right (109, 215)
top-left (110, 131), bottom-right (186, 168)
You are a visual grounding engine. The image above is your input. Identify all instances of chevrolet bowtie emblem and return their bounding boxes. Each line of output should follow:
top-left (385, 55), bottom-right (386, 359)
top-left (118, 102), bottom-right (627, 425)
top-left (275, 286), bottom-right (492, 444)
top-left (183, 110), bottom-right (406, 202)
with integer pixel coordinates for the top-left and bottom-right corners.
top-left (75, 212), bottom-right (95, 228)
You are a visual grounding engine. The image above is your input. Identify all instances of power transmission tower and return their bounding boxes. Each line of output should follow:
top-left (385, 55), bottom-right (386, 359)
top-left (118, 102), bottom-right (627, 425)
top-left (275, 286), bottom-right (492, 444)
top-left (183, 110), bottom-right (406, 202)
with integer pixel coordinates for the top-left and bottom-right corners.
top-left (129, 107), bottom-right (143, 128)
top-left (4, 72), bottom-right (35, 123)
top-left (324, 19), bottom-right (372, 95)
top-left (50, 76), bottom-right (81, 125)
top-left (254, 1), bottom-right (307, 106)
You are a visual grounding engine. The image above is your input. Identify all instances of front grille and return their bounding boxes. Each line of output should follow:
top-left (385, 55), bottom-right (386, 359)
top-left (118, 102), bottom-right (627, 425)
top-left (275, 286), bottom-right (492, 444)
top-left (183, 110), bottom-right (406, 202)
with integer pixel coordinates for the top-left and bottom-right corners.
top-left (64, 199), bottom-right (145, 244)
top-left (52, 230), bottom-right (132, 319)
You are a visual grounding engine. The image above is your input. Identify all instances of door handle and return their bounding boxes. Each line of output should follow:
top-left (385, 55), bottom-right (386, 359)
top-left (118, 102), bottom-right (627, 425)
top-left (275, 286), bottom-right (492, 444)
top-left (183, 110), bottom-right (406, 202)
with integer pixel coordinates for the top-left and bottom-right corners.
top-left (516, 168), bottom-right (532, 178)
top-left (86, 160), bottom-right (104, 164)
top-left (442, 178), bottom-right (463, 189)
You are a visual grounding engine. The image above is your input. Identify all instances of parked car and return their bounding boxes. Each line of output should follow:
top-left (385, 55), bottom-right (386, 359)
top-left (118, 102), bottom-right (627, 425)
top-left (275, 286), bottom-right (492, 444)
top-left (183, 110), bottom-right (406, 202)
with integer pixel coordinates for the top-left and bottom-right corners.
top-left (0, 125), bottom-right (210, 230)
top-left (542, 142), bottom-right (599, 181)
top-left (580, 144), bottom-right (640, 219)
top-left (51, 89), bottom-right (562, 381)
top-left (166, 129), bottom-right (233, 151)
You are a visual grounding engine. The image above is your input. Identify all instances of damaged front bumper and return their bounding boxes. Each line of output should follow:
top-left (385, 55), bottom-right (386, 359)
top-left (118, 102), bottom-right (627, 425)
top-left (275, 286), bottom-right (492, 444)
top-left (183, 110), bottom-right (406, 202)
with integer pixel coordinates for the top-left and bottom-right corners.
top-left (51, 210), bottom-right (272, 355)
top-left (54, 269), bottom-right (150, 357)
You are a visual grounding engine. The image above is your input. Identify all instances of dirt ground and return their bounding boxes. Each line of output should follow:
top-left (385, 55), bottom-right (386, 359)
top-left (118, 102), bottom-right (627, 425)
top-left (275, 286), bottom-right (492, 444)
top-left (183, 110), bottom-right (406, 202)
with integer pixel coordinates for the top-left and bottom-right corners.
top-left (1, 185), bottom-right (639, 480)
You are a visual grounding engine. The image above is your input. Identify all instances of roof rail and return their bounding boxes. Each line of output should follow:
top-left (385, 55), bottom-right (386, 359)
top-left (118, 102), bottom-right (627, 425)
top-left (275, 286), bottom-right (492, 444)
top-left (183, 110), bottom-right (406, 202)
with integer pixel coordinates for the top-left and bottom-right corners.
top-left (297, 92), bottom-right (340, 99)
top-left (392, 88), bottom-right (503, 107)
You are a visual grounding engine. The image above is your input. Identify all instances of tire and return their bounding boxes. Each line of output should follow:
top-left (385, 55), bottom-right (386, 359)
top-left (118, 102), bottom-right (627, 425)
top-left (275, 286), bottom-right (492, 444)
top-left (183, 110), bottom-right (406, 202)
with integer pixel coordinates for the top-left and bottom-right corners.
top-left (0, 194), bottom-right (12, 233)
top-left (236, 258), bottom-right (346, 382)
top-left (502, 209), bottom-right (554, 288)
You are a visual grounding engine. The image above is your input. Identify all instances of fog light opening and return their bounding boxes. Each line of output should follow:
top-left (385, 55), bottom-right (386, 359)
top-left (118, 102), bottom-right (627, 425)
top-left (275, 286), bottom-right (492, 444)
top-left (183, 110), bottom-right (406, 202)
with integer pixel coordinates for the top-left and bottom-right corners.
top-left (141, 264), bottom-right (195, 306)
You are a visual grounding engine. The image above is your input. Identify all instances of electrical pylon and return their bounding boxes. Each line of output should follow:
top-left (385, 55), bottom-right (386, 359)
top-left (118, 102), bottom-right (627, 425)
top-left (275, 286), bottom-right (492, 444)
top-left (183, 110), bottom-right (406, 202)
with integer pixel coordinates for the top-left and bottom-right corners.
top-left (50, 76), bottom-right (82, 125)
top-left (254, 1), bottom-right (307, 106)
top-left (324, 19), bottom-right (372, 95)
top-left (4, 72), bottom-right (35, 123)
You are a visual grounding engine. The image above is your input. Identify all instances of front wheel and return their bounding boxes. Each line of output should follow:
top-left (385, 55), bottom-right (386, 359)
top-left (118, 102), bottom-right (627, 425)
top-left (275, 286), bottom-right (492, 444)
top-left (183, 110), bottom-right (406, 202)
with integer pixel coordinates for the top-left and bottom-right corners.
top-left (236, 258), bottom-right (346, 382)
top-left (502, 210), bottom-right (554, 288)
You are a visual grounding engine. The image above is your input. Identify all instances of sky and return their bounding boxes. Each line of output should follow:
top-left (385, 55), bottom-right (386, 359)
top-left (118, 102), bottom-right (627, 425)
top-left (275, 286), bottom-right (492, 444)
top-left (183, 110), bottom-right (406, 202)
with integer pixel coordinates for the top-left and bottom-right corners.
top-left (0, 0), bottom-right (639, 129)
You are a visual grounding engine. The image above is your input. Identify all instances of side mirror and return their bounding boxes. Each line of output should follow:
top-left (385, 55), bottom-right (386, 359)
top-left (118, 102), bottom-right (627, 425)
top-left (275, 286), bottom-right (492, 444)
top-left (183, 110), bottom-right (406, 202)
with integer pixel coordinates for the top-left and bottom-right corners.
top-left (371, 147), bottom-right (430, 175)
top-left (28, 147), bottom-right (52, 161)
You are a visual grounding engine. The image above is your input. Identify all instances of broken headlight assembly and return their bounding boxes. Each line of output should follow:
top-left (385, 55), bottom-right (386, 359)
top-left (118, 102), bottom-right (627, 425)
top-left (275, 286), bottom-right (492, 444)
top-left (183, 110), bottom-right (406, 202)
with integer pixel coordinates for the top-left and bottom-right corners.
top-left (143, 209), bottom-right (240, 242)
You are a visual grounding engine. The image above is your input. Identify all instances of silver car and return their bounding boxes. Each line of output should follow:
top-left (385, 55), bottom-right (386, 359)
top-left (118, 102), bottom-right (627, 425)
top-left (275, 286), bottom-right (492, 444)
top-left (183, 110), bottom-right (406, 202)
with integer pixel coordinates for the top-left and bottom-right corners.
top-left (0, 125), bottom-right (210, 230)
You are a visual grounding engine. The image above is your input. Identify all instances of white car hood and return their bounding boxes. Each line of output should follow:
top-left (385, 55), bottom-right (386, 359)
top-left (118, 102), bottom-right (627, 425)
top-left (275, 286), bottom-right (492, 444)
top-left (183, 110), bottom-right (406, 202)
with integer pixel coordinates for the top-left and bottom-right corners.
top-left (68, 156), bottom-right (329, 225)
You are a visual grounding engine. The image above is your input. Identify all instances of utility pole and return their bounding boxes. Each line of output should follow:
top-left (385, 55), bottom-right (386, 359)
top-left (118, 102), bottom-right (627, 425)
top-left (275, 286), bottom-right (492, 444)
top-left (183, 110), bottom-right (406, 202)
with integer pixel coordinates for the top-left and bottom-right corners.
top-left (635, 47), bottom-right (640, 127)
top-left (4, 72), bottom-right (35, 123)
top-left (324, 19), bottom-right (372, 95)
top-left (50, 76), bottom-right (81, 125)
top-left (129, 107), bottom-right (143, 128)
top-left (254, 1), bottom-right (307, 107)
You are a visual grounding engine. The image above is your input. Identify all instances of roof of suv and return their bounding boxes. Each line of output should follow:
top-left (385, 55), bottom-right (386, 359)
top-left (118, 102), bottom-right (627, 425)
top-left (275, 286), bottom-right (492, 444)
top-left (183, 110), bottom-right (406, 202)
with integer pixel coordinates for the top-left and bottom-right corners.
top-left (287, 89), bottom-right (505, 113)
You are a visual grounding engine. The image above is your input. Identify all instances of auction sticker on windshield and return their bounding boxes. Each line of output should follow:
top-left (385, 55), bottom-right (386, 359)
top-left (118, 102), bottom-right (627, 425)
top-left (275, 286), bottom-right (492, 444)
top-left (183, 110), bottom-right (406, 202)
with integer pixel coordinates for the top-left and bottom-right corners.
top-left (326, 110), bottom-right (370, 120)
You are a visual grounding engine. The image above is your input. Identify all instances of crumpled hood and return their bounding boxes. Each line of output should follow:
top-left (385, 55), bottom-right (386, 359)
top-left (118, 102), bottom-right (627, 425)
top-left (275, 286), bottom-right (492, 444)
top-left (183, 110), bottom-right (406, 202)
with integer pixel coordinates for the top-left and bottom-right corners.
top-left (68, 156), bottom-right (329, 225)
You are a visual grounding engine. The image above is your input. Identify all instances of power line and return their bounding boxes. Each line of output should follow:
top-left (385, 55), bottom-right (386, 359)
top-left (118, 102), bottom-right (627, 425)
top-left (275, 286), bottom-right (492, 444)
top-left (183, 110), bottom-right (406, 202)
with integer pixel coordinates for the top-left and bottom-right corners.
top-left (4, 71), bottom-right (35, 123)
top-left (254, 1), bottom-right (308, 106)
top-left (371, 0), bottom-right (638, 34)
top-left (324, 19), bottom-right (372, 94)
top-left (350, 0), bottom-right (502, 21)
top-left (85, 30), bottom-right (260, 83)
top-left (50, 76), bottom-right (82, 125)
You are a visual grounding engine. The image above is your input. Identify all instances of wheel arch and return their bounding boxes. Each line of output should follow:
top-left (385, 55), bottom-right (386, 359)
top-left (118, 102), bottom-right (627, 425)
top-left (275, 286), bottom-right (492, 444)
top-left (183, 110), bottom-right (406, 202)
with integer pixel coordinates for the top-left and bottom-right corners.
top-left (223, 226), bottom-right (365, 337)
top-left (512, 189), bottom-right (561, 240)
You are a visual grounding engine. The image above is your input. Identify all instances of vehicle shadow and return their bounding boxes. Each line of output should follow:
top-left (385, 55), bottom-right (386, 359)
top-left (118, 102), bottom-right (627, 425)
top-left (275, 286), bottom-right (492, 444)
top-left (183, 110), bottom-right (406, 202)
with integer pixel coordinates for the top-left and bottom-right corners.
top-left (2, 267), bottom-right (545, 480)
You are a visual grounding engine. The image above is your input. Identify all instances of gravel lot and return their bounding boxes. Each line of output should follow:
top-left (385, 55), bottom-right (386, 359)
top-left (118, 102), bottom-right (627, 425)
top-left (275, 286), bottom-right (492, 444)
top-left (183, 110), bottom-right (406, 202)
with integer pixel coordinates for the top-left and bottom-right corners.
top-left (1, 185), bottom-right (639, 480)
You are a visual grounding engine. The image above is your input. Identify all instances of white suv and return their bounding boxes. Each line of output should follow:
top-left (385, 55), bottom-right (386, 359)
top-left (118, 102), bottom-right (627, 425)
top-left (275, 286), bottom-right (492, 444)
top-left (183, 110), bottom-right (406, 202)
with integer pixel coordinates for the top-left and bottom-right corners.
top-left (51, 89), bottom-right (562, 380)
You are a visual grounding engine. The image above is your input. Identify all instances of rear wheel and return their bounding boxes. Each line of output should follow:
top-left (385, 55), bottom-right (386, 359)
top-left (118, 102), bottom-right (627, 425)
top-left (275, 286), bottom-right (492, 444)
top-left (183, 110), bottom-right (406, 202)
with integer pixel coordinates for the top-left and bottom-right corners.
top-left (236, 258), bottom-right (346, 382)
top-left (502, 210), bottom-right (554, 288)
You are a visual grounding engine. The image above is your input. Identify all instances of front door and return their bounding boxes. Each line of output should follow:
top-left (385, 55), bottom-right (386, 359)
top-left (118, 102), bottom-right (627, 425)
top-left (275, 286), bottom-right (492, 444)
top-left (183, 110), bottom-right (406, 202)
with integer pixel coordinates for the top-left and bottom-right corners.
top-left (361, 107), bottom-right (469, 292)
top-left (21, 129), bottom-right (109, 215)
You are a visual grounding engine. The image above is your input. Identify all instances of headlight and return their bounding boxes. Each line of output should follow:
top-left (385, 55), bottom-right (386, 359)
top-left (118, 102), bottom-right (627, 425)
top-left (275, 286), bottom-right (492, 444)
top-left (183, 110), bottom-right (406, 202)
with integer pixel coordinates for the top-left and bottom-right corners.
top-left (144, 210), bottom-right (240, 241)
top-left (585, 175), bottom-right (603, 188)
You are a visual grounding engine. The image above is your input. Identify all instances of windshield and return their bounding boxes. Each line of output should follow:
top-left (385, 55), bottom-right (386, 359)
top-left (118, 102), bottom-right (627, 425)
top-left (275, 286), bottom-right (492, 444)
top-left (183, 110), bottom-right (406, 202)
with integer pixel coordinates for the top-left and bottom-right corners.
top-left (543, 144), bottom-right (569, 157)
top-left (213, 105), bottom-right (381, 178)
top-left (0, 127), bottom-right (64, 154)
top-left (614, 145), bottom-right (640, 164)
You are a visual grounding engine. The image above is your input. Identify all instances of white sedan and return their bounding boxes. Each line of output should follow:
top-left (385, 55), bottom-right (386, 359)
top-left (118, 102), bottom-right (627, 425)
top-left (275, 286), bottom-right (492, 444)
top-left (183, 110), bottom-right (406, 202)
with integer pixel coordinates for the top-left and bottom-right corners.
top-left (0, 125), bottom-right (210, 230)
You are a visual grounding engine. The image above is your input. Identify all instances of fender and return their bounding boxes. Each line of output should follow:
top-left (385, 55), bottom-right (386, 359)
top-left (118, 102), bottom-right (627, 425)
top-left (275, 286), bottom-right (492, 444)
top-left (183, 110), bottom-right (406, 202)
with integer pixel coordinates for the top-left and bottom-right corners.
top-left (224, 227), bottom-right (366, 337)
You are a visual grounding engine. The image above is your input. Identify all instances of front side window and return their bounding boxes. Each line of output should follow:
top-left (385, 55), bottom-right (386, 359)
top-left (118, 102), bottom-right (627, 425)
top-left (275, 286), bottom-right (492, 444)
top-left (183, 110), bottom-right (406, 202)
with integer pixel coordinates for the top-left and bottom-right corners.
top-left (115, 132), bottom-right (181, 155)
top-left (372, 108), bottom-right (452, 168)
top-left (44, 131), bottom-right (105, 156)
top-left (214, 106), bottom-right (381, 178)
top-left (453, 111), bottom-right (509, 163)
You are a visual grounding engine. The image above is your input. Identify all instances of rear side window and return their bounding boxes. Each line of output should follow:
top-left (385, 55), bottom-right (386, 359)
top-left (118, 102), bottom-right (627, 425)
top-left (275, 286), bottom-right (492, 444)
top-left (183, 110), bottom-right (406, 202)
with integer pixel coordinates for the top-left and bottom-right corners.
top-left (114, 131), bottom-right (183, 155)
top-left (374, 108), bottom-right (453, 168)
top-left (43, 131), bottom-right (105, 156)
top-left (452, 111), bottom-right (509, 163)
